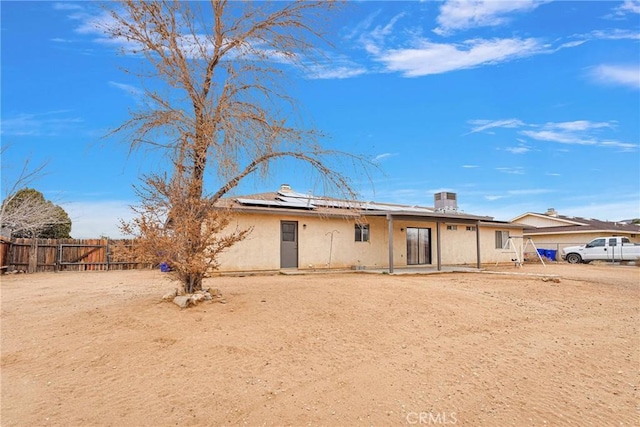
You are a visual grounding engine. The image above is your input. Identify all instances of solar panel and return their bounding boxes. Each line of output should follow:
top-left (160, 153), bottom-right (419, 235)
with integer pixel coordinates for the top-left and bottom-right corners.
top-left (235, 198), bottom-right (313, 209)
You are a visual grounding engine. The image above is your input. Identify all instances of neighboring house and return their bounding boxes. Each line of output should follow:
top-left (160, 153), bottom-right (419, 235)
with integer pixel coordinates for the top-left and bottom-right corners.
top-left (511, 208), bottom-right (640, 255)
top-left (215, 185), bottom-right (524, 273)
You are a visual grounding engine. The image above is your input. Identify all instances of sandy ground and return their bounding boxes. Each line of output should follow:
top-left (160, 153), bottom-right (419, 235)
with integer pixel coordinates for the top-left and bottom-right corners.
top-left (1, 264), bottom-right (638, 426)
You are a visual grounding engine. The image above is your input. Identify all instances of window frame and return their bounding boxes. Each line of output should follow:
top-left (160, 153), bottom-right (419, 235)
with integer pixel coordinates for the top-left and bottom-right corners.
top-left (355, 224), bottom-right (370, 242)
top-left (495, 230), bottom-right (509, 249)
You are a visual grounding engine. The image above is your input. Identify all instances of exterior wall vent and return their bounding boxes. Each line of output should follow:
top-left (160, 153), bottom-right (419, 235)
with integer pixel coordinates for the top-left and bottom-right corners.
top-left (434, 192), bottom-right (457, 212)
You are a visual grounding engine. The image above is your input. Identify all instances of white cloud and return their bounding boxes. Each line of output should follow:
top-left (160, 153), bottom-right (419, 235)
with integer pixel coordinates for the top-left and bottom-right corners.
top-left (434, 0), bottom-right (548, 36)
top-left (108, 81), bottom-right (144, 104)
top-left (53, 3), bottom-right (83, 11)
top-left (64, 200), bottom-right (134, 239)
top-left (427, 187), bottom-right (456, 196)
top-left (63, 6), bottom-right (364, 81)
top-left (557, 40), bottom-right (587, 49)
top-left (613, 0), bottom-right (640, 16)
top-left (550, 120), bottom-right (614, 131)
top-left (0, 111), bottom-right (83, 137)
top-left (521, 120), bottom-right (637, 150)
top-left (467, 118), bottom-right (524, 134)
top-left (109, 81), bottom-right (142, 95)
top-left (505, 145), bottom-right (531, 154)
top-left (352, 6), bottom-right (635, 79)
top-left (378, 37), bottom-right (543, 77)
top-left (522, 130), bottom-right (583, 144)
top-left (462, 165), bottom-right (479, 168)
top-left (467, 118), bottom-right (636, 151)
top-left (373, 152), bottom-right (397, 162)
top-left (356, 11), bottom-right (559, 77)
top-left (562, 199), bottom-right (640, 222)
top-left (496, 167), bottom-right (525, 175)
top-left (72, 10), bottom-right (117, 36)
top-left (51, 37), bottom-right (74, 43)
top-left (463, 189), bottom-right (639, 222)
top-left (345, 10), bottom-right (382, 41)
top-left (598, 140), bottom-right (639, 150)
top-left (589, 29), bottom-right (640, 41)
top-left (522, 130), bottom-right (638, 150)
top-left (507, 189), bottom-right (553, 196)
top-left (361, 12), bottom-right (406, 55)
top-left (305, 63), bottom-right (368, 80)
top-left (589, 64), bottom-right (640, 89)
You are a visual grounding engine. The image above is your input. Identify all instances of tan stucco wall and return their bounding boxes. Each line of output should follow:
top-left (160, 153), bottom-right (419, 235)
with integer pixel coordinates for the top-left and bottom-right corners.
top-left (216, 212), bottom-right (523, 272)
top-left (217, 214), bottom-right (387, 271)
top-left (386, 220), bottom-right (518, 266)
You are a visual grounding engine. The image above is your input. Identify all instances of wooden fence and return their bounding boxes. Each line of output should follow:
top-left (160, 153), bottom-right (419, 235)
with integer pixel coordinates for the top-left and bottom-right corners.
top-left (0, 238), bottom-right (151, 273)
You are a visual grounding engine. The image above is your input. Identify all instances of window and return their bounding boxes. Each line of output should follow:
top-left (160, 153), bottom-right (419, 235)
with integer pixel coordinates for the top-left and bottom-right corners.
top-left (281, 223), bottom-right (296, 242)
top-left (466, 226), bottom-right (476, 231)
top-left (587, 238), bottom-right (605, 248)
top-left (447, 225), bottom-right (457, 231)
top-left (355, 224), bottom-right (370, 242)
top-left (609, 238), bottom-right (617, 247)
top-left (495, 230), bottom-right (509, 249)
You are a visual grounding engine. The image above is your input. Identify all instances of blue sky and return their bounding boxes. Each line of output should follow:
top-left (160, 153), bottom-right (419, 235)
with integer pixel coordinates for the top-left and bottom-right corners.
top-left (1, 1), bottom-right (639, 238)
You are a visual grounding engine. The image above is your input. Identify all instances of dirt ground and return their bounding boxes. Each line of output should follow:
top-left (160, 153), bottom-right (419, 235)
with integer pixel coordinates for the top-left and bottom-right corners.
top-left (1, 263), bottom-right (638, 426)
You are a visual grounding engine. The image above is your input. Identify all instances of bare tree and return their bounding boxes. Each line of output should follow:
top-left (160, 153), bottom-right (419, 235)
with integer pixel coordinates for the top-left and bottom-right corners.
top-left (1, 189), bottom-right (70, 238)
top-left (1, 148), bottom-right (70, 239)
top-left (104, 1), bottom-right (369, 293)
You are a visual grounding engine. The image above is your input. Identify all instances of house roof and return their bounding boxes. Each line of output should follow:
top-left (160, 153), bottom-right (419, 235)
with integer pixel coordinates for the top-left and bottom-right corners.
top-left (224, 187), bottom-right (516, 226)
top-left (510, 212), bottom-right (588, 226)
top-left (513, 211), bottom-right (640, 236)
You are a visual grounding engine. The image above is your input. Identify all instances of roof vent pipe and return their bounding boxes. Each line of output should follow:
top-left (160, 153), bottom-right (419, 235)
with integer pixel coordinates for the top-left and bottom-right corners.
top-left (279, 184), bottom-right (292, 193)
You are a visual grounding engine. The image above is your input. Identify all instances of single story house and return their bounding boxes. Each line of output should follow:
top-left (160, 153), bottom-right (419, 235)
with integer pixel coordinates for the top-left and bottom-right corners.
top-left (511, 208), bottom-right (640, 255)
top-left (215, 185), bottom-right (524, 273)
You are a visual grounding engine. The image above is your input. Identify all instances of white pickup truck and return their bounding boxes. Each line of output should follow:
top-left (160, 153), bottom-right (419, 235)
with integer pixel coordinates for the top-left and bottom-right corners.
top-left (562, 236), bottom-right (640, 264)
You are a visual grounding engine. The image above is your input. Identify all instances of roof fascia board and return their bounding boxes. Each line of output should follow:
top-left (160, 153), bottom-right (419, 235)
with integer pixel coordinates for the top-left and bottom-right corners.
top-left (524, 229), bottom-right (638, 236)
top-left (367, 211), bottom-right (494, 224)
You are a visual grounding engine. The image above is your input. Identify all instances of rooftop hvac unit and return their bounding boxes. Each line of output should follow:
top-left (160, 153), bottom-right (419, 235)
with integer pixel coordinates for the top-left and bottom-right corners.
top-left (434, 192), bottom-right (457, 212)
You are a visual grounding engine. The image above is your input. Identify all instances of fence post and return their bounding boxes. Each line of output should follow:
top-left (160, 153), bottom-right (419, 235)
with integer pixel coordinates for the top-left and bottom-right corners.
top-left (57, 242), bottom-right (62, 272)
top-left (27, 239), bottom-right (36, 273)
top-left (106, 239), bottom-right (110, 271)
top-left (7, 239), bottom-right (15, 272)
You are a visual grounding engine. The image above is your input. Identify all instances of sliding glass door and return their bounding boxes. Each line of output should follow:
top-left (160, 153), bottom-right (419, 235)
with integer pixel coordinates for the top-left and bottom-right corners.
top-left (406, 227), bottom-right (431, 265)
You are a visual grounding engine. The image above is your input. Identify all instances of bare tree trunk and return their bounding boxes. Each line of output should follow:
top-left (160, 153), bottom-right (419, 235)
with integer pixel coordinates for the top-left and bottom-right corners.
top-left (185, 272), bottom-right (204, 294)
